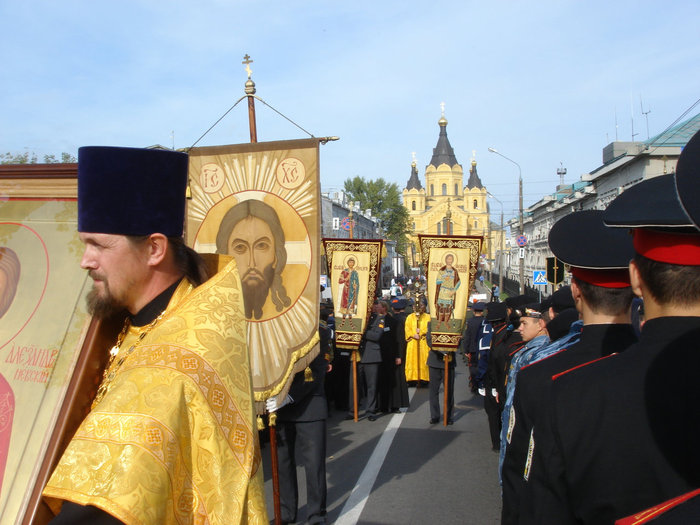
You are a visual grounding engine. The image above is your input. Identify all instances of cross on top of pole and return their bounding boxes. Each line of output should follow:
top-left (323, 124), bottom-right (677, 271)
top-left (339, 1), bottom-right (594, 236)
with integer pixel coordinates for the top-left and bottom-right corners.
top-left (242, 54), bottom-right (253, 79)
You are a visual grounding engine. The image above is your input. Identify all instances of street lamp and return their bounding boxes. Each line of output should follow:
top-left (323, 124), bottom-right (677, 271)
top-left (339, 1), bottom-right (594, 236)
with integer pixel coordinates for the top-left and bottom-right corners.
top-left (488, 147), bottom-right (525, 295)
top-left (487, 191), bottom-right (504, 300)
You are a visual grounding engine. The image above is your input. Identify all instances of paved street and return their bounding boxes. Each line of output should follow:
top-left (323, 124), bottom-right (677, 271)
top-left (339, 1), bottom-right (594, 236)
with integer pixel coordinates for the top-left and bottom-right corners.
top-left (262, 362), bottom-right (503, 524)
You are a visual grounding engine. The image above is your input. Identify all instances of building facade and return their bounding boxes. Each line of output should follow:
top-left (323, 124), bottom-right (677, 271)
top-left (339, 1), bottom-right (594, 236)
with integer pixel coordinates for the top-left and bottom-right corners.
top-left (502, 112), bottom-right (700, 293)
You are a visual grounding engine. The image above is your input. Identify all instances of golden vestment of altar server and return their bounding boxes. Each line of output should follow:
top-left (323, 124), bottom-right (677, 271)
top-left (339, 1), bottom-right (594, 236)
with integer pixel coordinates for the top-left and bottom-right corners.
top-left (43, 259), bottom-right (268, 524)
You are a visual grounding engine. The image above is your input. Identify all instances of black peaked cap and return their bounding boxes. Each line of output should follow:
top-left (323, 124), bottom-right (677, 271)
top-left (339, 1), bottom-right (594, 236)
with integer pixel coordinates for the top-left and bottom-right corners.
top-left (603, 174), bottom-right (693, 229)
top-left (674, 129), bottom-right (700, 230)
top-left (550, 210), bottom-right (635, 269)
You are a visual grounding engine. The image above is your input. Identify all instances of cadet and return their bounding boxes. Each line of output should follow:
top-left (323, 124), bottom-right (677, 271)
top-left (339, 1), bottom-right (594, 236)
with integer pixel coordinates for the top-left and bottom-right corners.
top-left (524, 131), bottom-right (700, 524)
top-left (502, 210), bottom-right (637, 524)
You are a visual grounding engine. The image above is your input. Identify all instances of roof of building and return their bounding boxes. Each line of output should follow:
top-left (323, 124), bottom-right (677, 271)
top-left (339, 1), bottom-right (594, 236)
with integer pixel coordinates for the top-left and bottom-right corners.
top-left (467, 159), bottom-right (484, 189)
top-left (646, 112), bottom-right (700, 147)
top-left (406, 161), bottom-right (422, 190)
top-left (429, 116), bottom-right (459, 168)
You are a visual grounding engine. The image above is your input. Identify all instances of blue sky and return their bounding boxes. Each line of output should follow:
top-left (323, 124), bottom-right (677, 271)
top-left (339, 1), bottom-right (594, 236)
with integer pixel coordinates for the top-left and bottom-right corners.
top-left (1, 1), bottom-right (699, 220)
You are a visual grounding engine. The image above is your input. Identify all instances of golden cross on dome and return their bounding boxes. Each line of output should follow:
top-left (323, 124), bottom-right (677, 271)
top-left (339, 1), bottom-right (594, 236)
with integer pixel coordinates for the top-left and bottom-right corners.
top-left (242, 54), bottom-right (253, 79)
top-left (411, 151), bottom-right (416, 163)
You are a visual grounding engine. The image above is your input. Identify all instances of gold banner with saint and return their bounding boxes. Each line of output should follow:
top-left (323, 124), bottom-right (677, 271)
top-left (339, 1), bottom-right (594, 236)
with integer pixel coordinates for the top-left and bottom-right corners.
top-left (322, 239), bottom-right (382, 350)
top-left (187, 139), bottom-right (321, 408)
top-left (419, 234), bottom-right (483, 350)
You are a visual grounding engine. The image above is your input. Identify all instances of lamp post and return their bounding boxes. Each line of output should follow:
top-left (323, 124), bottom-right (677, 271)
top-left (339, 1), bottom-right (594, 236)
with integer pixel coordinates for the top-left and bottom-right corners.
top-left (488, 147), bottom-right (524, 295)
top-left (487, 192), bottom-right (504, 300)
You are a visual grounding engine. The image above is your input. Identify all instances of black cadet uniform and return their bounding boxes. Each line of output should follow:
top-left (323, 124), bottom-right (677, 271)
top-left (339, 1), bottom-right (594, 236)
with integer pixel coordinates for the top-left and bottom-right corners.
top-left (502, 210), bottom-right (638, 524)
top-left (521, 141), bottom-right (700, 524)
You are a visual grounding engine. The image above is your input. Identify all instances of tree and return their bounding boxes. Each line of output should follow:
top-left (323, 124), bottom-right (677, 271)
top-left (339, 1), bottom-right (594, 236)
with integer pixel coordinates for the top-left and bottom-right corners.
top-left (0, 151), bottom-right (76, 164)
top-left (343, 176), bottom-right (411, 254)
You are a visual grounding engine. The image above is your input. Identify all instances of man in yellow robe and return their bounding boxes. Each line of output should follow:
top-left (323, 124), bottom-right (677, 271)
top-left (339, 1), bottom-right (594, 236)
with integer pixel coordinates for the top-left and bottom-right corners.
top-left (404, 296), bottom-right (431, 385)
top-left (43, 146), bottom-right (267, 524)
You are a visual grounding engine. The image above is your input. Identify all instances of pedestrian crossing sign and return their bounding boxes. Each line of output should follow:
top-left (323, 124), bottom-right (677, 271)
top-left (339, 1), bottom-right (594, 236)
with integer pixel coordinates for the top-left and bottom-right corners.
top-left (533, 270), bottom-right (547, 285)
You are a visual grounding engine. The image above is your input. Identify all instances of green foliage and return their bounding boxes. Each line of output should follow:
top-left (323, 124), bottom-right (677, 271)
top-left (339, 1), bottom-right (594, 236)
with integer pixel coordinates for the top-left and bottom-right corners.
top-left (343, 176), bottom-right (411, 254)
top-left (0, 151), bottom-right (76, 164)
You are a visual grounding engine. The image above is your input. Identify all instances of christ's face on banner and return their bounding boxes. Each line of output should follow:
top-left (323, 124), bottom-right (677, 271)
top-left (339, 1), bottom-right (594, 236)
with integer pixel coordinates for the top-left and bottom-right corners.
top-left (216, 199), bottom-right (291, 321)
top-left (228, 216), bottom-right (277, 316)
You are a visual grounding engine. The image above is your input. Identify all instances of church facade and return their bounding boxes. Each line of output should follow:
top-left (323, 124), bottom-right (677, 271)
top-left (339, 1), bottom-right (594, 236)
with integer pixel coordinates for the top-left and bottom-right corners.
top-left (403, 112), bottom-right (500, 270)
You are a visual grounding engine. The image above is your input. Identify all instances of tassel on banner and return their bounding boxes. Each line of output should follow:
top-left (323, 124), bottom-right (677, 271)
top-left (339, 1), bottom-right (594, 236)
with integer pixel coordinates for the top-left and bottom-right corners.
top-left (304, 366), bottom-right (313, 382)
top-left (257, 415), bottom-right (265, 431)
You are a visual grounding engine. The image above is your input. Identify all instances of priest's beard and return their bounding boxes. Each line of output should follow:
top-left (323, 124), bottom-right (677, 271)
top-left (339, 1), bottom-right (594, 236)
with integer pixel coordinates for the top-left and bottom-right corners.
top-left (86, 274), bottom-right (127, 319)
top-left (241, 264), bottom-right (275, 320)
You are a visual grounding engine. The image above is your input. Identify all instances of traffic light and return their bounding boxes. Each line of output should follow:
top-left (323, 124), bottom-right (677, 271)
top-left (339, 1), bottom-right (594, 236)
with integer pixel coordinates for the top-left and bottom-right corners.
top-left (546, 256), bottom-right (565, 285)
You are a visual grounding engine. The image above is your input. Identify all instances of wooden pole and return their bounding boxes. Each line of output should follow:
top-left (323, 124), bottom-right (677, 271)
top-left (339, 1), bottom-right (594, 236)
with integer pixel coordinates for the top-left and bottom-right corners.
top-left (443, 353), bottom-right (451, 426)
top-left (352, 351), bottom-right (359, 421)
top-left (268, 417), bottom-right (281, 525)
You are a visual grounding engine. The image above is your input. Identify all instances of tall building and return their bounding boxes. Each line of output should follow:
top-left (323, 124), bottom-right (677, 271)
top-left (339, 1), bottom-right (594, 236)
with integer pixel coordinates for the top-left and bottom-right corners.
top-left (403, 110), bottom-right (499, 269)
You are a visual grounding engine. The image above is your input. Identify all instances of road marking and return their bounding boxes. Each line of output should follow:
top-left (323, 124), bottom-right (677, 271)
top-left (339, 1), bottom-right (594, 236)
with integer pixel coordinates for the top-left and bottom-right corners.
top-left (335, 388), bottom-right (416, 525)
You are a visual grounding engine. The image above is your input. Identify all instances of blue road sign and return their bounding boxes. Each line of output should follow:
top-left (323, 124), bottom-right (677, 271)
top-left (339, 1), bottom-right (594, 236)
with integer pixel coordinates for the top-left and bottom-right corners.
top-left (516, 235), bottom-right (528, 247)
top-left (533, 270), bottom-right (547, 285)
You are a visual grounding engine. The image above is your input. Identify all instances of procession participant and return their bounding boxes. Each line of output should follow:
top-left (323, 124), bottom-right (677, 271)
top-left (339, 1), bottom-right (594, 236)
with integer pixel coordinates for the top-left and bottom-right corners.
top-left (502, 210), bottom-right (636, 524)
top-left (43, 146), bottom-right (266, 524)
top-left (481, 302), bottom-right (509, 449)
top-left (427, 329), bottom-right (456, 425)
top-left (386, 298), bottom-right (409, 412)
top-left (461, 301), bottom-right (485, 393)
top-left (404, 295), bottom-right (431, 386)
top-left (268, 348), bottom-right (331, 525)
top-left (524, 135), bottom-right (700, 524)
top-left (498, 303), bottom-right (549, 479)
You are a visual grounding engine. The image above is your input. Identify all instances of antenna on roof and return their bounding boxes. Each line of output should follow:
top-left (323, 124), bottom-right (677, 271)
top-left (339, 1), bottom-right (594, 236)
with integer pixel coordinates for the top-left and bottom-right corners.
top-left (640, 96), bottom-right (651, 140)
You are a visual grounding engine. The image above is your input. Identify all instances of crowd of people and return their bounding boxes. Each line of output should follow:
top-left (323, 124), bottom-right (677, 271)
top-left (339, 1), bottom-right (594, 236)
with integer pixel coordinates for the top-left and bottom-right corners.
top-left (43, 130), bottom-right (699, 524)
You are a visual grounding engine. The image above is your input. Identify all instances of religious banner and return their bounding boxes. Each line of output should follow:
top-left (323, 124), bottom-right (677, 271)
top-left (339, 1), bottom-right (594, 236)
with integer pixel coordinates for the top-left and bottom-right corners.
top-left (419, 234), bottom-right (483, 350)
top-left (0, 192), bottom-right (94, 524)
top-left (322, 239), bottom-right (383, 350)
top-left (186, 139), bottom-right (321, 409)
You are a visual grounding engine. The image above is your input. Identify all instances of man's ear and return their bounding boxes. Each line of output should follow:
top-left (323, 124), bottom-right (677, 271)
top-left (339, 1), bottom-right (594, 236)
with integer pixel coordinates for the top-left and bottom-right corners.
top-left (629, 260), bottom-right (644, 299)
top-left (146, 233), bottom-right (169, 267)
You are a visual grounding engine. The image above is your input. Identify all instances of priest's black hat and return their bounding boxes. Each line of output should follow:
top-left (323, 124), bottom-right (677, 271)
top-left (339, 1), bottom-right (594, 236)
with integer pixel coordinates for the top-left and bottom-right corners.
top-left (549, 210), bottom-right (635, 287)
top-left (78, 146), bottom-right (189, 237)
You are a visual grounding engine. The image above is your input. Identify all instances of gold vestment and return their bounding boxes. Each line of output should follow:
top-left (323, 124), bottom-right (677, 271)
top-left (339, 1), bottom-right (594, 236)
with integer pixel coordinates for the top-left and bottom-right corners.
top-left (44, 259), bottom-right (268, 524)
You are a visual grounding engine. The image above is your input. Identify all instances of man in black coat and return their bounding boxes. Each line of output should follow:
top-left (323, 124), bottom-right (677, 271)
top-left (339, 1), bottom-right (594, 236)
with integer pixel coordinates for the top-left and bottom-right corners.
top-left (461, 301), bottom-right (485, 393)
top-left (386, 298), bottom-right (409, 412)
top-left (269, 344), bottom-right (331, 524)
top-left (522, 135), bottom-right (700, 524)
top-left (427, 322), bottom-right (456, 425)
top-left (502, 210), bottom-right (637, 524)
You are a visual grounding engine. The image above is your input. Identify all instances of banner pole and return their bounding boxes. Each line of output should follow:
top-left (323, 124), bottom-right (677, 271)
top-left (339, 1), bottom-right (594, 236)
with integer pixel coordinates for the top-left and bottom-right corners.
top-left (443, 354), bottom-right (451, 426)
top-left (352, 351), bottom-right (359, 421)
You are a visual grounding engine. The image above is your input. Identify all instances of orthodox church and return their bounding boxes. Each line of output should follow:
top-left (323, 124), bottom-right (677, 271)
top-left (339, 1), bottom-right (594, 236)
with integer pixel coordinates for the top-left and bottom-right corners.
top-left (403, 110), bottom-right (497, 267)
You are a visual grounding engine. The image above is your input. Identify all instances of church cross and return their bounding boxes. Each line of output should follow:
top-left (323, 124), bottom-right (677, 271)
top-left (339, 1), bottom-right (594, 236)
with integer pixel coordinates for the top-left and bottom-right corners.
top-left (242, 54), bottom-right (253, 79)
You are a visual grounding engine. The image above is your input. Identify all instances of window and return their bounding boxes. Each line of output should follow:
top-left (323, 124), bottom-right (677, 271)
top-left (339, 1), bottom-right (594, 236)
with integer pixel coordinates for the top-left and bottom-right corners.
top-left (455, 184), bottom-right (458, 195)
top-left (430, 184), bottom-right (434, 196)
top-left (473, 199), bottom-right (478, 209)
top-left (442, 183), bottom-right (447, 196)
top-left (437, 223), bottom-right (441, 235)
top-left (412, 201), bottom-right (416, 211)
top-left (474, 220), bottom-right (478, 228)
